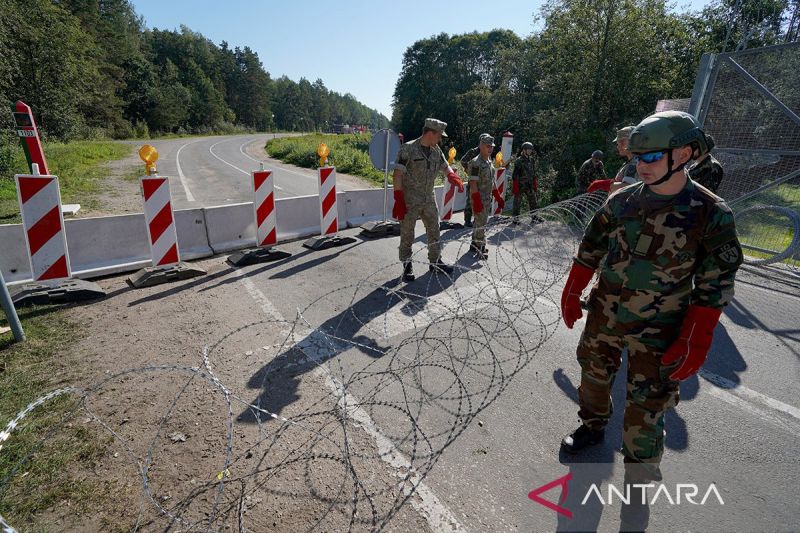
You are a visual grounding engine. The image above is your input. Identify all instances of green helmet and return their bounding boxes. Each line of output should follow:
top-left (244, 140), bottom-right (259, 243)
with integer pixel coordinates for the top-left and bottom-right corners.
top-left (628, 111), bottom-right (709, 156)
top-left (521, 141), bottom-right (533, 150)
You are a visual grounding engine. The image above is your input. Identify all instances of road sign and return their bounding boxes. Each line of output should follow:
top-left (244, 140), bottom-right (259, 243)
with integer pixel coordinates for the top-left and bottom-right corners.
top-left (368, 129), bottom-right (401, 172)
top-left (12, 101), bottom-right (49, 175)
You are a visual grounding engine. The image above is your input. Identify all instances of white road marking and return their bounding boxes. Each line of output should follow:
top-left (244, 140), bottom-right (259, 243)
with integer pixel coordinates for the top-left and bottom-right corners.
top-left (175, 141), bottom-right (197, 202)
top-left (237, 274), bottom-right (465, 533)
top-left (209, 138), bottom-right (284, 191)
top-left (699, 368), bottom-right (800, 432)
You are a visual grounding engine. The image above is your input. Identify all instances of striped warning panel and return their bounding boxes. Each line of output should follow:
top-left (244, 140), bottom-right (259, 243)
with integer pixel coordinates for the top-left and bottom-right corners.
top-left (15, 174), bottom-right (71, 281)
top-left (141, 176), bottom-right (180, 267)
top-left (253, 170), bottom-right (277, 247)
top-left (318, 167), bottom-right (338, 236)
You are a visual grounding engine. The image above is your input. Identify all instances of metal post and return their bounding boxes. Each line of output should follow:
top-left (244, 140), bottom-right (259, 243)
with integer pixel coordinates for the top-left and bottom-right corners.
top-left (383, 129), bottom-right (390, 222)
top-left (0, 270), bottom-right (25, 342)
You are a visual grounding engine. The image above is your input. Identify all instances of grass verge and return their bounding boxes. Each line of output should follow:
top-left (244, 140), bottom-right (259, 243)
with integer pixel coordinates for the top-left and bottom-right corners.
top-left (0, 141), bottom-right (134, 224)
top-left (0, 306), bottom-right (111, 530)
top-left (266, 133), bottom-right (387, 185)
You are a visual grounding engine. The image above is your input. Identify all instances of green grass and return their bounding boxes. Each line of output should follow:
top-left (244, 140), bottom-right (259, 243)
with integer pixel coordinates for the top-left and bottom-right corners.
top-left (732, 183), bottom-right (800, 265)
top-left (0, 141), bottom-right (134, 223)
top-left (0, 306), bottom-right (112, 530)
top-left (266, 133), bottom-right (387, 186)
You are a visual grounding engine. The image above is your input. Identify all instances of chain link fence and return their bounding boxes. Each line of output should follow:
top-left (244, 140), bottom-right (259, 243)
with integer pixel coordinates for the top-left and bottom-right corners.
top-left (690, 42), bottom-right (800, 271)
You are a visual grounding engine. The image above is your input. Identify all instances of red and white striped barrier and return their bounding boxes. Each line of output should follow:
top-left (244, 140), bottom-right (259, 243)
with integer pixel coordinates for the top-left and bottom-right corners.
top-left (140, 176), bottom-right (180, 267)
top-left (317, 167), bottom-right (338, 236)
top-left (439, 181), bottom-right (458, 222)
top-left (253, 170), bottom-right (277, 247)
top-left (492, 167), bottom-right (507, 216)
top-left (15, 171), bottom-right (71, 281)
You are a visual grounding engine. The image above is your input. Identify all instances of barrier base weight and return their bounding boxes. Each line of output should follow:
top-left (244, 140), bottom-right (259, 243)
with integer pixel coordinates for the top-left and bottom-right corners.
top-left (11, 279), bottom-right (106, 306)
top-left (359, 220), bottom-right (399, 238)
top-left (127, 262), bottom-right (206, 289)
top-left (302, 235), bottom-right (358, 251)
top-left (227, 247), bottom-right (291, 266)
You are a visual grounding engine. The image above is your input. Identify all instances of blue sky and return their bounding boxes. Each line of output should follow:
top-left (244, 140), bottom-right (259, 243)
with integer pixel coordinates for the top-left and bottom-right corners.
top-left (130, 0), bottom-right (711, 118)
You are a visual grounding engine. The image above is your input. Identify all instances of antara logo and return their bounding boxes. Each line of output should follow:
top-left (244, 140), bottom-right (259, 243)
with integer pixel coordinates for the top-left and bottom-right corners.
top-left (528, 473), bottom-right (724, 517)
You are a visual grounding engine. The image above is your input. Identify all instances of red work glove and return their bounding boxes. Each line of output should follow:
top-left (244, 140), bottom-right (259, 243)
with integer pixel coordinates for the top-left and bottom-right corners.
top-left (512, 179), bottom-right (520, 195)
top-left (560, 262), bottom-right (595, 329)
top-left (392, 190), bottom-right (407, 220)
top-left (587, 179), bottom-right (613, 193)
top-left (492, 189), bottom-right (505, 210)
top-left (447, 169), bottom-right (465, 193)
top-left (471, 191), bottom-right (484, 214)
top-left (662, 305), bottom-right (722, 381)
top-left (533, 176), bottom-right (539, 192)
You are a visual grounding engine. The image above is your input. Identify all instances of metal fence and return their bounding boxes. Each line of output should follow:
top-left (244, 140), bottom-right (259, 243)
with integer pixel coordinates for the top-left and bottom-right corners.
top-left (689, 42), bottom-right (800, 270)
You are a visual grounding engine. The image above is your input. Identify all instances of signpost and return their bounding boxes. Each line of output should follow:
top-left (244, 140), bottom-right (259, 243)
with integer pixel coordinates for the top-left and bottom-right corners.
top-left (361, 129), bottom-right (401, 237)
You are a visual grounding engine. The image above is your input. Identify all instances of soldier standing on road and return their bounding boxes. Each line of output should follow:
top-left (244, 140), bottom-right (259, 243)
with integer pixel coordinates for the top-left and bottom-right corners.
top-left (689, 134), bottom-right (725, 194)
top-left (559, 111), bottom-right (742, 530)
top-left (392, 118), bottom-right (464, 282)
top-left (576, 150), bottom-right (606, 195)
top-left (459, 133), bottom-right (492, 227)
top-left (609, 126), bottom-right (639, 194)
top-left (466, 135), bottom-right (504, 259)
top-left (511, 141), bottom-right (538, 222)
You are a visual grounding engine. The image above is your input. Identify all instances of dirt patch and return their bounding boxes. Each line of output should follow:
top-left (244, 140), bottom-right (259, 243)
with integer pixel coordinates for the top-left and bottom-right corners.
top-left (77, 147), bottom-right (143, 218)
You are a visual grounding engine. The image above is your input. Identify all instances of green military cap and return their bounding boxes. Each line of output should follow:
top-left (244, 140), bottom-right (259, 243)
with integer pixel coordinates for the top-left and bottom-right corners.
top-left (480, 135), bottom-right (495, 146)
top-left (424, 118), bottom-right (448, 137)
top-left (613, 126), bottom-right (635, 142)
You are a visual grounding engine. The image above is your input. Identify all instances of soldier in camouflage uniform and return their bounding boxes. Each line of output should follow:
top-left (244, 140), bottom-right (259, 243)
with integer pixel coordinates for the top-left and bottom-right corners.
top-left (511, 141), bottom-right (538, 220)
top-left (559, 111), bottom-right (742, 530)
top-left (459, 133), bottom-right (491, 226)
top-left (392, 118), bottom-right (463, 281)
top-left (576, 150), bottom-right (607, 194)
top-left (466, 135), bottom-right (505, 259)
top-left (689, 135), bottom-right (724, 194)
top-left (610, 126), bottom-right (639, 193)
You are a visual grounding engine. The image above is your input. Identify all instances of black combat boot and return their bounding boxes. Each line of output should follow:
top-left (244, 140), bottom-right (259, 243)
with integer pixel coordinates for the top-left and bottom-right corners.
top-left (429, 259), bottom-right (454, 275)
top-left (560, 425), bottom-right (605, 454)
top-left (470, 241), bottom-right (481, 254)
top-left (480, 245), bottom-right (489, 260)
top-left (402, 261), bottom-right (415, 282)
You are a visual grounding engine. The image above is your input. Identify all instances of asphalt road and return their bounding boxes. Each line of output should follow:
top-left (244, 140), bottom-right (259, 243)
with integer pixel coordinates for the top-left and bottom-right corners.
top-left (183, 216), bottom-right (800, 532)
top-left (135, 134), bottom-right (372, 209)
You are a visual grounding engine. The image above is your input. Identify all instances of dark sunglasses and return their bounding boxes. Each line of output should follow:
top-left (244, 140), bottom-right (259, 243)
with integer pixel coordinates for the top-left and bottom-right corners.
top-left (633, 150), bottom-right (667, 164)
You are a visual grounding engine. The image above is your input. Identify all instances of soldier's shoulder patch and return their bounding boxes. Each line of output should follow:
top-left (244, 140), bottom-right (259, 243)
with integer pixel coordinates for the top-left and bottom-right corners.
top-left (713, 240), bottom-right (743, 268)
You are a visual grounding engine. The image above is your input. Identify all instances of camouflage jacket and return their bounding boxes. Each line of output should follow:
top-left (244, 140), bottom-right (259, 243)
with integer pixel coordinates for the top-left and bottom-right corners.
top-left (689, 155), bottom-right (724, 194)
top-left (512, 154), bottom-right (537, 187)
top-left (467, 155), bottom-right (495, 202)
top-left (576, 159), bottom-right (606, 192)
top-left (460, 146), bottom-right (481, 172)
top-left (575, 179), bottom-right (742, 329)
top-left (394, 137), bottom-right (449, 205)
top-left (614, 160), bottom-right (639, 185)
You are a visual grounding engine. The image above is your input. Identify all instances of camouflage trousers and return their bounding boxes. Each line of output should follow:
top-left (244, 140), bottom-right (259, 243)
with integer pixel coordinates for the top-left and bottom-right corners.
top-left (471, 206), bottom-right (489, 248)
top-left (464, 194), bottom-right (473, 224)
top-left (399, 201), bottom-right (441, 263)
top-left (512, 188), bottom-right (537, 217)
top-left (576, 313), bottom-right (681, 480)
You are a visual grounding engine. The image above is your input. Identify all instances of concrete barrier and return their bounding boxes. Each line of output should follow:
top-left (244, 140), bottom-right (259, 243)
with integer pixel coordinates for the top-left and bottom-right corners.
top-left (0, 184), bottom-right (465, 285)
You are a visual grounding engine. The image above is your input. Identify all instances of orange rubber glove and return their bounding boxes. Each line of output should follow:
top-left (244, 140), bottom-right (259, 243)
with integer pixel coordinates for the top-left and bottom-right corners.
top-left (560, 262), bottom-right (595, 329)
top-left (662, 305), bottom-right (722, 381)
top-left (447, 168), bottom-right (465, 193)
top-left (392, 190), bottom-right (407, 220)
top-left (471, 191), bottom-right (484, 214)
top-left (512, 179), bottom-right (520, 195)
top-left (587, 179), bottom-right (613, 193)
